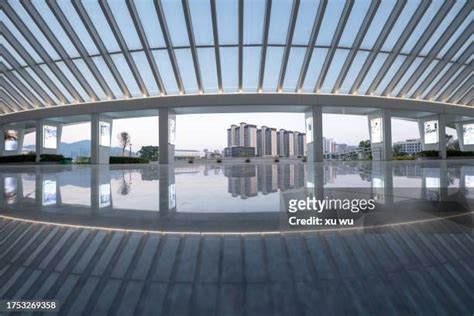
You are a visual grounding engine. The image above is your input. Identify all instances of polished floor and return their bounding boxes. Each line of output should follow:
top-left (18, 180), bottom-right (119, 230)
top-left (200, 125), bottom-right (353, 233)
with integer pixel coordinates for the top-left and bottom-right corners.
top-left (0, 160), bottom-right (473, 315)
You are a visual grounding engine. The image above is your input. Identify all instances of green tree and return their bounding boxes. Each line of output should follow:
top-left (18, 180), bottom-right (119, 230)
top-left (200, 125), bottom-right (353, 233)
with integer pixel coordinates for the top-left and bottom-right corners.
top-left (138, 146), bottom-right (159, 161)
top-left (117, 132), bottom-right (131, 156)
top-left (358, 140), bottom-right (371, 149)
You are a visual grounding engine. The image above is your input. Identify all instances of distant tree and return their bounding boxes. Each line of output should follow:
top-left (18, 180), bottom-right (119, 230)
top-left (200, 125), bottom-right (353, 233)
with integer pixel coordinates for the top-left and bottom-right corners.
top-left (138, 146), bottom-right (159, 161)
top-left (358, 140), bottom-right (371, 149)
top-left (117, 132), bottom-right (131, 156)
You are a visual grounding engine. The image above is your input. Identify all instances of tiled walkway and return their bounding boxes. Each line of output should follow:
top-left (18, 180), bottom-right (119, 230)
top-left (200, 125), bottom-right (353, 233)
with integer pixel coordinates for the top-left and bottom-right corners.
top-left (0, 216), bottom-right (472, 315)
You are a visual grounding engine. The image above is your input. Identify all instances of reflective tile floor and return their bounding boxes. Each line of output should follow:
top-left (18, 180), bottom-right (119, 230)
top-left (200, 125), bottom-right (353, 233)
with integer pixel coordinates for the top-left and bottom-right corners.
top-left (0, 160), bottom-right (473, 315)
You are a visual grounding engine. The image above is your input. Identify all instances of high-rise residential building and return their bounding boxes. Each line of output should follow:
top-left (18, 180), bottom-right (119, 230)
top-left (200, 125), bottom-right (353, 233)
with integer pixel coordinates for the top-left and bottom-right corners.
top-left (277, 129), bottom-right (286, 156)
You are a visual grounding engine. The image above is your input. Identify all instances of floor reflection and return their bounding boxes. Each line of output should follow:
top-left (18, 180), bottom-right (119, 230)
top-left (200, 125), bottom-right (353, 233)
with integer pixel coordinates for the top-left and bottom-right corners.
top-left (0, 161), bottom-right (473, 232)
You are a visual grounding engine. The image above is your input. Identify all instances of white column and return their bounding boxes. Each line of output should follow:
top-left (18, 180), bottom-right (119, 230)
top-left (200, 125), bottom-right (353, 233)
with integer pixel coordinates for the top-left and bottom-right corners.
top-left (455, 120), bottom-right (474, 152)
top-left (418, 113), bottom-right (447, 159)
top-left (305, 106), bottom-right (323, 162)
top-left (159, 108), bottom-right (176, 164)
top-left (91, 114), bottom-right (113, 164)
top-left (35, 120), bottom-right (62, 162)
top-left (368, 109), bottom-right (392, 161)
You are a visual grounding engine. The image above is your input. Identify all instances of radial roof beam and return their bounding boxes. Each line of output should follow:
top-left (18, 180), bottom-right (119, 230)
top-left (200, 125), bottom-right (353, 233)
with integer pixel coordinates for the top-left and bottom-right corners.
top-left (0, 44), bottom-right (55, 106)
top-left (238, 0), bottom-right (243, 92)
top-left (47, 0), bottom-right (115, 99)
top-left (0, 89), bottom-right (23, 112)
top-left (394, 1), bottom-right (472, 97)
top-left (0, 86), bottom-right (27, 111)
top-left (419, 36), bottom-right (473, 100)
top-left (182, 0), bottom-right (203, 93)
top-left (20, 0), bottom-right (99, 102)
top-left (365, 0), bottom-right (428, 95)
top-left (295, 0), bottom-right (327, 93)
top-left (277, 0), bottom-right (300, 92)
top-left (210, 0), bottom-right (222, 92)
top-left (314, 0), bottom-right (353, 93)
top-left (437, 67), bottom-right (472, 102)
top-left (0, 63), bottom-right (43, 107)
top-left (351, 0), bottom-right (407, 95)
top-left (448, 76), bottom-right (473, 104)
top-left (258, 0), bottom-right (272, 92)
top-left (332, 0), bottom-right (379, 94)
top-left (0, 101), bottom-right (9, 114)
top-left (4, 2), bottom-right (83, 103)
top-left (0, 20), bottom-right (70, 104)
top-left (458, 88), bottom-right (473, 106)
top-left (381, 0), bottom-right (455, 96)
top-left (99, 1), bottom-right (149, 97)
top-left (0, 76), bottom-right (34, 110)
top-left (127, 1), bottom-right (165, 96)
top-left (154, 0), bottom-right (184, 94)
top-left (72, 0), bottom-right (131, 98)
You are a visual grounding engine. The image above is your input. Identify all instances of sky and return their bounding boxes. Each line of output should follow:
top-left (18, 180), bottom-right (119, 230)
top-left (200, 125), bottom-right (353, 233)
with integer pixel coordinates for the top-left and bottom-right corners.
top-left (23, 113), bottom-right (441, 152)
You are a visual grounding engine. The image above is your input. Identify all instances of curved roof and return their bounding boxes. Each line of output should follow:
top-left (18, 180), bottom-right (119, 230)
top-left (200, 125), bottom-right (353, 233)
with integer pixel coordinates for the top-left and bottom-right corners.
top-left (1, 0), bottom-right (473, 115)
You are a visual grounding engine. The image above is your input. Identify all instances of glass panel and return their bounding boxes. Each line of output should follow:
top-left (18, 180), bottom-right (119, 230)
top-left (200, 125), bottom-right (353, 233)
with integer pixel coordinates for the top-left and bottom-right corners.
top-left (420, 0), bottom-right (466, 56)
top-left (189, 0), bottom-right (214, 46)
top-left (57, 0), bottom-right (99, 55)
top-left (0, 56), bottom-right (13, 69)
top-left (220, 47), bottom-right (238, 92)
top-left (110, 53), bottom-right (141, 97)
top-left (339, 0), bottom-right (371, 47)
top-left (292, 0), bottom-right (320, 45)
top-left (262, 47), bottom-right (284, 91)
top-left (10, 0), bottom-right (60, 60)
top-left (401, 0), bottom-right (443, 54)
top-left (82, 0), bottom-right (120, 52)
top-left (358, 52), bottom-right (389, 94)
top-left (391, 57), bottom-right (423, 96)
top-left (243, 0), bottom-right (265, 45)
top-left (360, 0), bottom-right (397, 50)
top-left (316, 0), bottom-right (345, 46)
top-left (108, 0), bottom-right (142, 50)
top-left (374, 55), bottom-right (407, 95)
top-left (56, 61), bottom-right (91, 101)
top-left (1, 74), bottom-right (31, 104)
top-left (72, 59), bottom-right (107, 100)
top-left (152, 50), bottom-right (179, 94)
top-left (1, 12), bottom-right (42, 63)
top-left (197, 48), bottom-right (218, 93)
top-left (12, 70), bottom-right (45, 104)
top-left (24, 68), bottom-right (60, 104)
top-left (283, 47), bottom-right (305, 92)
top-left (321, 49), bottom-right (350, 92)
top-left (301, 48), bottom-right (328, 92)
top-left (31, 1), bottom-right (79, 58)
top-left (2, 37), bottom-right (27, 66)
top-left (161, 0), bottom-right (189, 47)
top-left (451, 36), bottom-right (472, 62)
top-left (174, 49), bottom-right (198, 94)
top-left (339, 51), bottom-right (369, 94)
top-left (243, 47), bottom-right (261, 92)
top-left (134, 0), bottom-right (166, 48)
top-left (216, 0), bottom-right (238, 45)
top-left (131, 51), bottom-right (160, 96)
top-left (39, 65), bottom-right (73, 103)
top-left (90, 56), bottom-right (124, 99)
top-left (406, 60), bottom-right (439, 97)
top-left (444, 71), bottom-right (470, 101)
top-left (268, 0), bottom-right (293, 45)
top-left (437, 14), bottom-right (471, 59)
top-left (381, 0), bottom-right (420, 51)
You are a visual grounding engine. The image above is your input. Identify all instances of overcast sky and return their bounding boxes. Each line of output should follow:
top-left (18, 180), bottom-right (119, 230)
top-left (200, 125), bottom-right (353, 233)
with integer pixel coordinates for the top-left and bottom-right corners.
top-left (22, 112), bottom-right (458, 152)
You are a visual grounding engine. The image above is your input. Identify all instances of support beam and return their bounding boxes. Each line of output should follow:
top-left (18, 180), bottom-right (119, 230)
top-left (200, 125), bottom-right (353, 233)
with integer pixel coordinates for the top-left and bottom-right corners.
top-left (159, 108), bottom-right (176, 164)
top-left (91, 114), bottom-right (113, 164)
top-left (305, 106), bottom-right (323, 162)
top-left (418, 114), bottom-right (447, 160)
top-left (35, 120), bottom-right (62, 162)
top-left (368, 109), bottom-right (392, 161)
